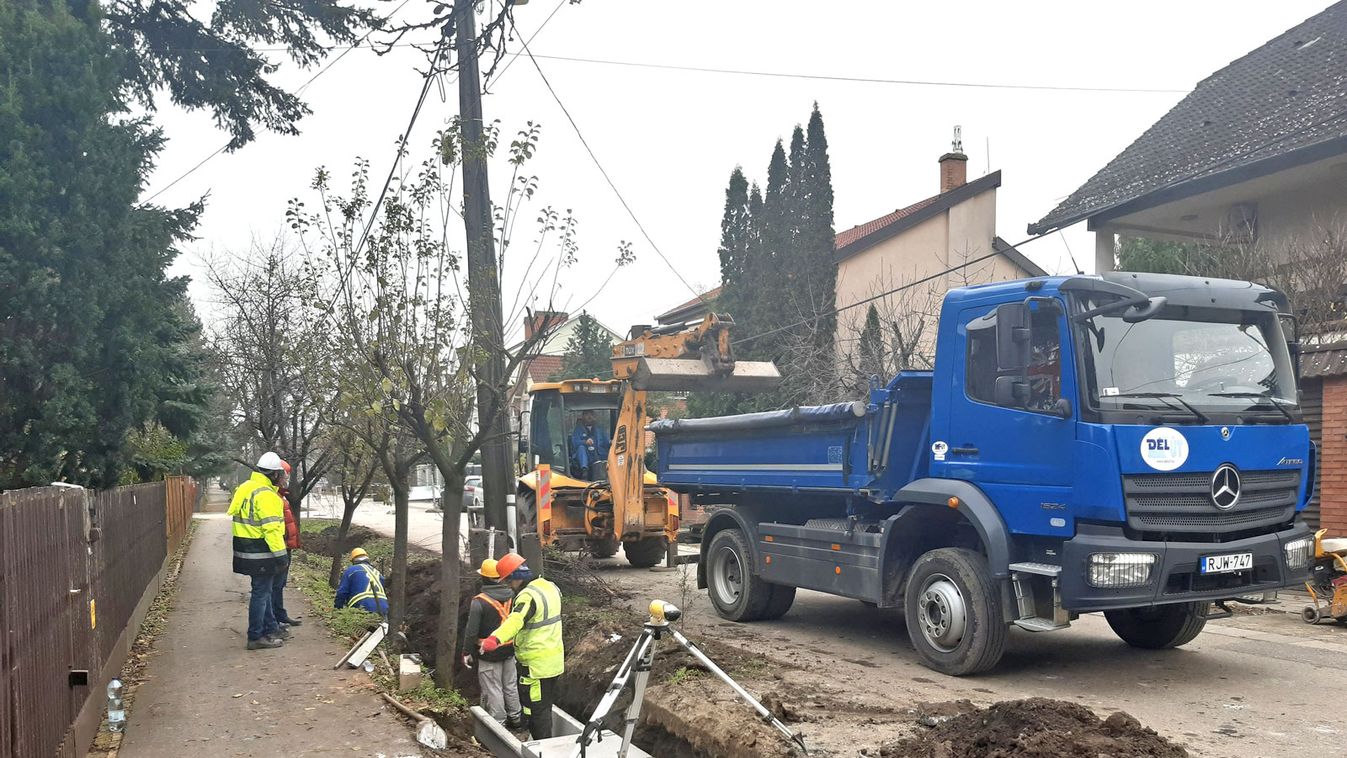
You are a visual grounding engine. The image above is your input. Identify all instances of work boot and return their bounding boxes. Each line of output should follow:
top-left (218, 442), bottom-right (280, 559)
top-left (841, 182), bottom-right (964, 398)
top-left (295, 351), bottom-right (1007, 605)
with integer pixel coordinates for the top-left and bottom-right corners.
top-left (280, 617), bottom-right (303, 626)
top-left (246, 637), bottom-right (283, 650)
top-left (505, 716), bottom-right (523, 730)
top-left (270, 627), bottom-right (292, 640)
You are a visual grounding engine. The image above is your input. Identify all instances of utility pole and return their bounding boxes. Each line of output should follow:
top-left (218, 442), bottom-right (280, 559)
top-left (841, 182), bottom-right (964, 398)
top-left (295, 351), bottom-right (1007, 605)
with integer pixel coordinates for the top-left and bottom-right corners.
top-left (455, 0), bottom-right (511, 535)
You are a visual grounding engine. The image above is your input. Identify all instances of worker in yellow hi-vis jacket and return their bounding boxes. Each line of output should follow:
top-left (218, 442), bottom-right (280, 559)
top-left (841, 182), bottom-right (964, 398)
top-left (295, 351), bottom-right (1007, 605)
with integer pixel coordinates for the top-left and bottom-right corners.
top-left (479, 552), bottom-right (563, 739)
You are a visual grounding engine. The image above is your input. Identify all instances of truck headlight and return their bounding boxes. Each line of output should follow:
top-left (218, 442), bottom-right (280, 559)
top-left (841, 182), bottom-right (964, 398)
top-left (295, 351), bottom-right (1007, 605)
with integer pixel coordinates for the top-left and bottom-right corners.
top-left (1283, 537), bottom-right (1312, 570)
top-left (1088, 553), bottom-right (1157, 589)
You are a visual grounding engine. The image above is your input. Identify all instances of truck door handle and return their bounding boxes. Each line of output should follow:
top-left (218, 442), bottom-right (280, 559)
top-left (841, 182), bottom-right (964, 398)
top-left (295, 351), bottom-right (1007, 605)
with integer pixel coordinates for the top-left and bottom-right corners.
top-left (950, 446), bottom-right (979, 456)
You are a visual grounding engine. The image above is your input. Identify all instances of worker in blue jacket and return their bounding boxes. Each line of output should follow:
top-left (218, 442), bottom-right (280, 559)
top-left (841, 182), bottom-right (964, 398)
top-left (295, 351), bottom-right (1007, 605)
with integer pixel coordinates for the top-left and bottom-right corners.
top-left (569, 409), bottom-right (610, 479)
top-left (334, 548), bottom-right (389, 615)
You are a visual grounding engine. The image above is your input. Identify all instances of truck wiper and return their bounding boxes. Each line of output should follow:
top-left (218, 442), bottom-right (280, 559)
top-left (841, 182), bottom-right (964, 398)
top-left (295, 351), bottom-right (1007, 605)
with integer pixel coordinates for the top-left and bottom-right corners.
top-left (1207, 391), bottom-right (1294, 423)
top-left (1110, 392), bottom-right (1210, 424)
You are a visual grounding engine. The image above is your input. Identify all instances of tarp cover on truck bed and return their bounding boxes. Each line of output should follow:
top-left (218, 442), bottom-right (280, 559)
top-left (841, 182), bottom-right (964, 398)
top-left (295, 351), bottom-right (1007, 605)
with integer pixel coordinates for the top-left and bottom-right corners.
top-left (647, 401), bottom-right (866, 435)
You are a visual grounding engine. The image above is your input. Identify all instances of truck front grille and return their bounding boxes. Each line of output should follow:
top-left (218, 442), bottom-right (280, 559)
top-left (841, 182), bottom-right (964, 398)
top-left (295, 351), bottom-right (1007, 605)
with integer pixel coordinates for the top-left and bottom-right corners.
top-left (1122, 469), bottom-right (1299, 535)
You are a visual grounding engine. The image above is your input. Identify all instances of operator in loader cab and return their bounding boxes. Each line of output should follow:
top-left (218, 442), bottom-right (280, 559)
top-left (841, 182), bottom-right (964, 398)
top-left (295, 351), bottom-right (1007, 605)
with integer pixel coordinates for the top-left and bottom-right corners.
top-left (570, 409), bottom-right (610, 479)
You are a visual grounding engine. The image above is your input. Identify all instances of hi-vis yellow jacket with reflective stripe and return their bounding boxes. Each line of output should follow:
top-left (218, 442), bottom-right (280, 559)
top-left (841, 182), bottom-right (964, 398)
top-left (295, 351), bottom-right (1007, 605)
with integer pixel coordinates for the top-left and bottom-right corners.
top-left (228, 472), bottom-right (288, 575)
top-left (492, 577), bottom-right (564, 678)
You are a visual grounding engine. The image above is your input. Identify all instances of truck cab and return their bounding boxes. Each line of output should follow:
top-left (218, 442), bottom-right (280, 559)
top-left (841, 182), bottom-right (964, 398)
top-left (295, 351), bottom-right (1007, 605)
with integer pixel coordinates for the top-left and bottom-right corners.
top-left (656, 272), bottom-right (1315, 675)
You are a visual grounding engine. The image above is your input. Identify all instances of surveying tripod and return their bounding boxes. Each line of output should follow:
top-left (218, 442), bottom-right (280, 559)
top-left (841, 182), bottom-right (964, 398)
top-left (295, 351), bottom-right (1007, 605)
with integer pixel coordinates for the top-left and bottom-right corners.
top-left (569, 600), bottom-right (808, 758)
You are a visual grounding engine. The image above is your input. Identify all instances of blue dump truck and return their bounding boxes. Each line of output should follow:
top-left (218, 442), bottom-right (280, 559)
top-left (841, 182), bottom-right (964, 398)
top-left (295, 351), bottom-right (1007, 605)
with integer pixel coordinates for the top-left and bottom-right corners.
top-left (650, 272), bottom-right (1316, 675)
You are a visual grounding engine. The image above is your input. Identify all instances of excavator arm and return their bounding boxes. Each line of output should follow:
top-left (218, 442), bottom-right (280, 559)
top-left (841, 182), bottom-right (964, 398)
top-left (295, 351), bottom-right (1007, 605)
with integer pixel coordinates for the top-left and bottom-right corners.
top-left (606, 314), bottom-right (780, 541)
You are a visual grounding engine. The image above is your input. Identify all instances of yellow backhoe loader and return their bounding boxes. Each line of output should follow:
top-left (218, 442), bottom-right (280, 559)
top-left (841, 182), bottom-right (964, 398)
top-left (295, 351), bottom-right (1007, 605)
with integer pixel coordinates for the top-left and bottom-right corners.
top-left (516, 313), bottom-right (779, 567)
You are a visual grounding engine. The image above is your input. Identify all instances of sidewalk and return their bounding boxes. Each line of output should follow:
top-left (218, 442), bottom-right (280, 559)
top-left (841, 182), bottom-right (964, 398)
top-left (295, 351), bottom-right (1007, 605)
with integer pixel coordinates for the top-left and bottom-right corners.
top-left (118, 513), bottom-right (424, 758)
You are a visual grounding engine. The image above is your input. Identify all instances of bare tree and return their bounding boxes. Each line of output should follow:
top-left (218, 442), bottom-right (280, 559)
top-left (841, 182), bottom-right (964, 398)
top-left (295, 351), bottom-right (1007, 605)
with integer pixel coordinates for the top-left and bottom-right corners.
top-left (206, 239), bottom-right (336, 523)
top-left (292, 121), bottom-right (629, 685)
top-left (325, 429), bottom-right (380, 588)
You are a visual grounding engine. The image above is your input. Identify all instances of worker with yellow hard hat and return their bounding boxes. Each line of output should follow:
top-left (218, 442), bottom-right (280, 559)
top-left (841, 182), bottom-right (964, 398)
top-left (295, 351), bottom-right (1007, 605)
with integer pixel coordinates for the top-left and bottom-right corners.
top-left (480, 552), bottom-right (564, 739)
top-left (462, 558), bottom-right (523, 729)
top-left (334, 547), bottom-right (388, 615)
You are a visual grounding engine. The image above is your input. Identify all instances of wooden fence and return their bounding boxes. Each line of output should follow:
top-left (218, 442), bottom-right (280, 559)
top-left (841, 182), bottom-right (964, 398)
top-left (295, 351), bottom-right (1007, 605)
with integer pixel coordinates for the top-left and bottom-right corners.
top-left (0, 476), bottom-right (196, 758)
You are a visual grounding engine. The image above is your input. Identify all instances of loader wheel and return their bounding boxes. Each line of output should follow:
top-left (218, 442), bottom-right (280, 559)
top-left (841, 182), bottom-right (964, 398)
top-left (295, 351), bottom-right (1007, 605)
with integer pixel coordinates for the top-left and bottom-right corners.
top-left (623, 538), bottom-right (666, 568)
top-left (1104, 602), bottom-right (1207, 649)
top-left (706, 528), bottom-right (783, 621)
top-left (589, 539), bottom-right (619, 560)
top-left (903, 548), bottom-right (1008, 676)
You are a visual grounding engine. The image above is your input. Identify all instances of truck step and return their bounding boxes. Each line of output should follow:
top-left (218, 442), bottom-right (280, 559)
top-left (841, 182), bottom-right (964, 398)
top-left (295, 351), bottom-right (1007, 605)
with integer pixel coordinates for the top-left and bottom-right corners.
top-left (1008, 562), bottom-right (1062, 577)
top-left (1013, 617), bottom-right (1071, 632)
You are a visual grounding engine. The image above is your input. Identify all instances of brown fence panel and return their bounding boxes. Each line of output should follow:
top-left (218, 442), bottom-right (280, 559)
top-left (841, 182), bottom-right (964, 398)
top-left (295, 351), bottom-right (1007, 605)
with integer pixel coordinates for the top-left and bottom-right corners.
top-left (164, 476), bottom-right (196, 553)
top-left (91, 484), bottom-right (168, 664)
top-left (0, 487), bottom-right (93, 758)
top-left (0, 478), bottom-right (186, 758)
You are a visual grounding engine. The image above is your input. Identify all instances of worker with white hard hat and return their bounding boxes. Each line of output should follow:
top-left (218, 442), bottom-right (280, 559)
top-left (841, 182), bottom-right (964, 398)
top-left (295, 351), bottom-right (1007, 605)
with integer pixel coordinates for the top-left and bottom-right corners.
top-left (227, 451), bottom-right (291, 649)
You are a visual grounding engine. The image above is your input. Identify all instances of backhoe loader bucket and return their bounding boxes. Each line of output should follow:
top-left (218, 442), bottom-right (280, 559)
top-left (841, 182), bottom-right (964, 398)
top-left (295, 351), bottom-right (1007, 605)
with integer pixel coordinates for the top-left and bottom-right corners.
top-left (629, 357), bottom-right (781, 393)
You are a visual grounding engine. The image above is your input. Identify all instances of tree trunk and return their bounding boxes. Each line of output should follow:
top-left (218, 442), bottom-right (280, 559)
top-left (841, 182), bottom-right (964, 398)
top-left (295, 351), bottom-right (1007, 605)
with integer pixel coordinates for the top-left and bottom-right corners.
top-left (329, 494), bottom-right (359, 589)
top-left (432, 463), bottom-right (467, 688)
top-left (388, 463), bottom-right (411, 645)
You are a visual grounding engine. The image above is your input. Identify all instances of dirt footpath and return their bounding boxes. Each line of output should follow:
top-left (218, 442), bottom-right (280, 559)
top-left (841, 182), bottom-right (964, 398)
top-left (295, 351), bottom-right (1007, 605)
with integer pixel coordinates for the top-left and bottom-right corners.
top-left (593, 554), bottom-right (1347, 758)
top-left (118, 514), bottom-right (427, 758)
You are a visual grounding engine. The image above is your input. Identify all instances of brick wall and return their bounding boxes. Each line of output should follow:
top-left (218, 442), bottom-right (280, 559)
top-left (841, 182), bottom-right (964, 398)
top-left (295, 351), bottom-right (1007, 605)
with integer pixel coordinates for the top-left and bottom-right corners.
top-left (1320, 376), bottom-right (1347, 535)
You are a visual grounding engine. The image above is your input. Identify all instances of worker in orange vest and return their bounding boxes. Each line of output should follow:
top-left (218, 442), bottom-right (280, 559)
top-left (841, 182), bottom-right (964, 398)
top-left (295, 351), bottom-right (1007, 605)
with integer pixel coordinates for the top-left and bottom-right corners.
top-left (273, 460), bottom-right (303, 628)
top-left (462, 559), bottom-right (523, 729)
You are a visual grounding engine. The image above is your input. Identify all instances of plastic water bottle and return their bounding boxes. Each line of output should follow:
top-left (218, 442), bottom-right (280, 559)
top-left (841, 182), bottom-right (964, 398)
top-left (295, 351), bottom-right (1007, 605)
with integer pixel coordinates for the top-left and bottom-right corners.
top-left (361, 659), bottom-right (375, 674)
top-left (107, 679), bottom-right (125, 732)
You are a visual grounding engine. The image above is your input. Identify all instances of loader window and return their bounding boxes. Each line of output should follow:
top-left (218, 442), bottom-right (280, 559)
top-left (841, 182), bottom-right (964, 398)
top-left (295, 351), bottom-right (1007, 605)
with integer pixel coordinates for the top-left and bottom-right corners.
top-left (966, 307), bottom-right (1063, 412)
top-left (529, 391), bottom-right (566, 472)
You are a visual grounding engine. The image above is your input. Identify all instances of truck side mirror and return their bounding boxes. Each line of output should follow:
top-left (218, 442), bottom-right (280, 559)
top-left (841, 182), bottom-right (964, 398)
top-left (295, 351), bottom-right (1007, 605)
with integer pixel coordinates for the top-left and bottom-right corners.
top-left (994, 375), bottom-right (1028, 407)
top-left (995, 302), bottom-right (1031, 371)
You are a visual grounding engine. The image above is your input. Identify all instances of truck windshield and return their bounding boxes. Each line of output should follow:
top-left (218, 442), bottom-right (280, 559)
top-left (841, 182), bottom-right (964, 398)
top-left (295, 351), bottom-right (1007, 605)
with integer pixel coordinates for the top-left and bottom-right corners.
top-left (1075, 302), bottom-right (1296, 420)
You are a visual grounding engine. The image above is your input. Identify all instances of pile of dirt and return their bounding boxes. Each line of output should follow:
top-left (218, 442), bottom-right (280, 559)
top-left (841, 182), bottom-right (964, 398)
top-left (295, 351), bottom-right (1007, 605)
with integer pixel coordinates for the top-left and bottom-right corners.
top-left (880, 698), bottom-right (1187, 758)
top-left (303, 524), bottom-right (378, 558)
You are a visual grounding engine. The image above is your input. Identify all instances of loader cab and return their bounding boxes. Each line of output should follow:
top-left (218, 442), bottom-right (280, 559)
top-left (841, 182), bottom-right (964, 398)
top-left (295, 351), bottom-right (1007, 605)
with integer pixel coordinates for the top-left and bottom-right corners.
top-left (525, 380), bottom-right (623, 481)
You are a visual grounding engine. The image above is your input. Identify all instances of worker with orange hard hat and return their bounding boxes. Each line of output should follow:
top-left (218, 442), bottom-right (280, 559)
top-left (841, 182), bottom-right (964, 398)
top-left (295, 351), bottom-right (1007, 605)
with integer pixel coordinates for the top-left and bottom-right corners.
top-left (479, 552), bottom-right (564, 739)
top-left (462, 558), bottom-right (523, 729)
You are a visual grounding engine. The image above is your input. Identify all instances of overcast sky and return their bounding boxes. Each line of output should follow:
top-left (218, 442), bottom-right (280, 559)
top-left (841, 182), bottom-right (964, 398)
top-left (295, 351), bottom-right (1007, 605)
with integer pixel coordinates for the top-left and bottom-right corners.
top-left (150, 0), bottom-right (1335, 338)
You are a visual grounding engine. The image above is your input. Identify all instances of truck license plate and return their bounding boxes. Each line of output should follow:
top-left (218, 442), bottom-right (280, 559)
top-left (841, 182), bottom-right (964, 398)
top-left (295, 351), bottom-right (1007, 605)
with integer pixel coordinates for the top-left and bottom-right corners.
top-left (1200, 552), bottom-right (1253, 575)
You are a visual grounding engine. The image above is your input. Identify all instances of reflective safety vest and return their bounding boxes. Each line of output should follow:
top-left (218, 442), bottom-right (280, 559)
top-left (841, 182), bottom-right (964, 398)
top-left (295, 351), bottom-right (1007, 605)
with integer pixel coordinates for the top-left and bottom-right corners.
top-left (228, 472), bottom-right (288, 576)
top-left (492, 577), bottom-right (564, 678)
top-left (474, 593), bottom-right (514, 649)
top-left (336, 562), bottom-right (389, 615)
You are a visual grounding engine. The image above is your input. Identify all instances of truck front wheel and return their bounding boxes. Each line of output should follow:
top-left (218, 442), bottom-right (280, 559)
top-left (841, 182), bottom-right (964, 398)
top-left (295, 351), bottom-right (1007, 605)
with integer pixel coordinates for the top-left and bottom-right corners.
top-left (1104, 603), bottom-right (1207, 649)
top-left (903, 548), bottom-right (1008, 676)
top-left (706, 528), bottom-right (784, 621)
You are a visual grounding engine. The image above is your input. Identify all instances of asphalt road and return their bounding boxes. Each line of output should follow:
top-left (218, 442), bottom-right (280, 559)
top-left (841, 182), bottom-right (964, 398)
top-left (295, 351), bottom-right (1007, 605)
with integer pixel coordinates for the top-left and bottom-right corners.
top-left (329, 501), bottom-right (1344, 757)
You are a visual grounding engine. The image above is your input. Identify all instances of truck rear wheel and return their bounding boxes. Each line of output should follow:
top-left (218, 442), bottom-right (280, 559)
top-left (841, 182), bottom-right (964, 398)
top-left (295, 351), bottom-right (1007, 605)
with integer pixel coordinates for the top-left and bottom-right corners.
top-left (589, 539), bottom-right (619, 559)
top-left (706, 528), bottom-right (781, 621)
top-left (623, 538), bottom-right (666, 568)
top-left (761, 584), bottom-right (796, 620)
top-left (1104, 603), bottom-right (1207, 649)
top-left (903, 548), bottom-right (1008, 676)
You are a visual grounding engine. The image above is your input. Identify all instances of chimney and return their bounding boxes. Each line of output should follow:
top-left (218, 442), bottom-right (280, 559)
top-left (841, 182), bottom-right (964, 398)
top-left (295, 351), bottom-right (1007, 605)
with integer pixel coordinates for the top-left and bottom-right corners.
top-left (938, 125), bottom-right (968, 193)
top-left (525, 310), bottom-right (568, 339)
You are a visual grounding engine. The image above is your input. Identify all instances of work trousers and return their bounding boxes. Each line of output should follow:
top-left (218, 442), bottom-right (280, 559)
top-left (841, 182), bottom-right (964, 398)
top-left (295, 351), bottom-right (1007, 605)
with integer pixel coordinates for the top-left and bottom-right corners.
top-left (247, 573), bottom-right (284, 641)
top-left (477, 657), bottom-right (522, 725)
top-left (271, 554), bottom-right (293, 623)
top-left (517, 663), bottom-right (559, 740)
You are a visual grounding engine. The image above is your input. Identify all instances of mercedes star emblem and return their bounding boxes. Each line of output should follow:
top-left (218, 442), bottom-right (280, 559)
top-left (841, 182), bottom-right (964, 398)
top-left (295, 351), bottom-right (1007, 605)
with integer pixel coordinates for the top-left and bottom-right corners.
top-left (1210, 464), bottom-right (1242, 510)
top-left (1220, 426), bottom-right (1231, 440)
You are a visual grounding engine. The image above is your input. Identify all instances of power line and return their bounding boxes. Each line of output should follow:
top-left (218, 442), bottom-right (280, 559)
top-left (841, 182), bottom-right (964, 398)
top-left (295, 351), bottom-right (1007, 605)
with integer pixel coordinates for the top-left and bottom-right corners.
top-left (731, 233), bottom-right (1060, 348)
top-left (151, 44), bottom-right (1188, 96)
top-left (520, 54), bottom-right (1190, 95)
top-left (517, 36), bottom-right (708, 304)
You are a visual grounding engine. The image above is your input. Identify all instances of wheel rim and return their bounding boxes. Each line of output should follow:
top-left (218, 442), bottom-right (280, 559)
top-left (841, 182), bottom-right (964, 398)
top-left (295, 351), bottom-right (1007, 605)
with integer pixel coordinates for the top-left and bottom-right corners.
top-left (918, 574), bottom-right (967, 653)
top-left (712, 545), bottom-right (744, 607)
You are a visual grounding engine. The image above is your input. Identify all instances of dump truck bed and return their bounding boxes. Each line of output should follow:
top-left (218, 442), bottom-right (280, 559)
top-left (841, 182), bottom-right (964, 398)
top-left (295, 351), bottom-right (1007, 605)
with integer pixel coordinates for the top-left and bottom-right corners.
top-left (650, 372), bottom-right (934, 500)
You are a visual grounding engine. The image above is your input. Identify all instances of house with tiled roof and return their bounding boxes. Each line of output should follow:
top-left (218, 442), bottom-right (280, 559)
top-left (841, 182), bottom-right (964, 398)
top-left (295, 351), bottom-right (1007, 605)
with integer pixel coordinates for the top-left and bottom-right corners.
top-left (1029, 2), bottom-right (1347, 533)
top-left (833, 144), bottom-right (1044, 361)
top-left (652, 141), bottom-right (1045, 351)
